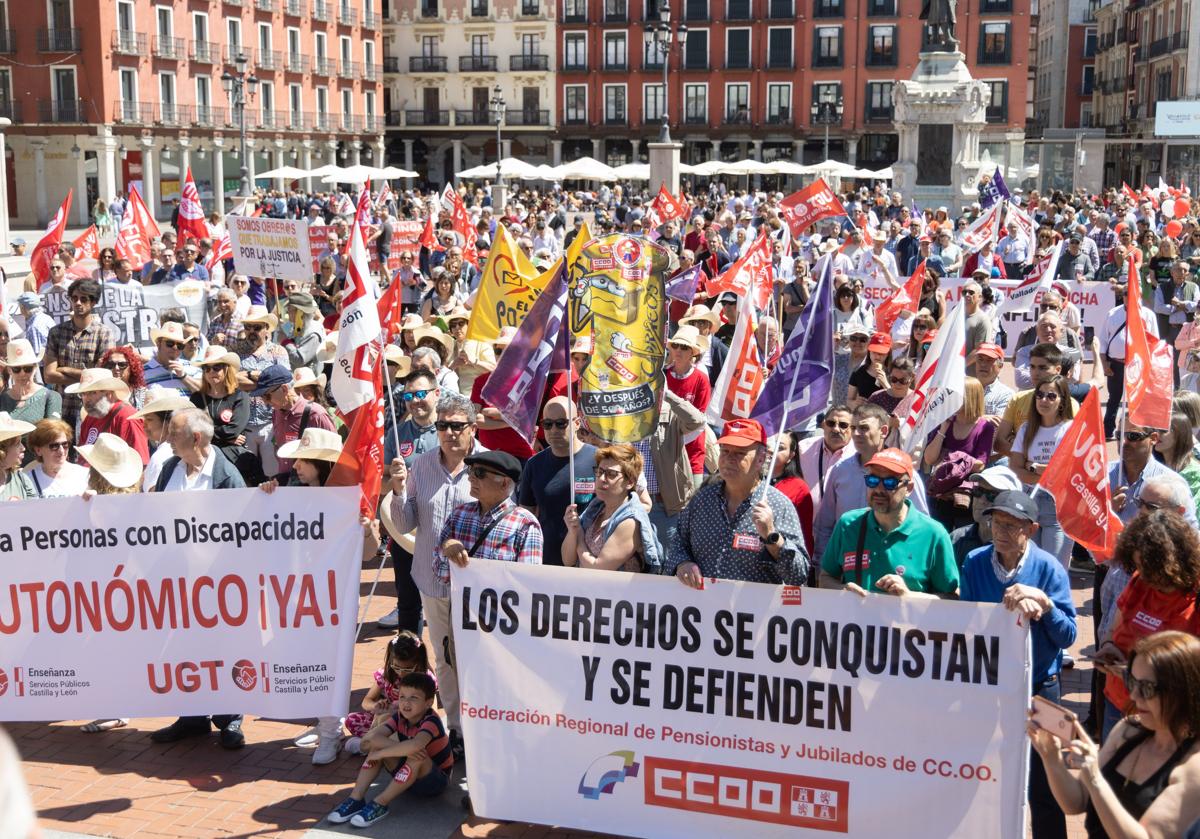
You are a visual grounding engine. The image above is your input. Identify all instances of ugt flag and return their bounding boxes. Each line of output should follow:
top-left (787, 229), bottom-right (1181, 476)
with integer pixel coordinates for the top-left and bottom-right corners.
top-left (779, 179), bottom-right (847, 239)
top-left (177, 167), bottom-right (209, 242)
top-left (751, 257), bottom-right (834, 436)
top-left (331, 190), bottom-right (383, 418)
top-left (1124, 254), bottom-right (1173, 430)
top-left (707, 290), bottom-right (764, 426)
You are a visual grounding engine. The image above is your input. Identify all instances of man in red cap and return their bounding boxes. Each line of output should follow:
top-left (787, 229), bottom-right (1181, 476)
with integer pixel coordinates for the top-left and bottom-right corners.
top-left (818, 447), bottom-right (957, 598)
top-left (669, 418), bottom-right (808, 588)
top-left (973, 342), bottom-right (1014, 422)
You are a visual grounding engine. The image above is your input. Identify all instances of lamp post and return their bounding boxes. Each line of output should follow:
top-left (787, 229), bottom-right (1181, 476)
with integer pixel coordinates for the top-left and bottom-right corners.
top-left (490, 84), bottom-right (506, 208)
top-left (810, 90), bottom-right (844, 162)
top-left (645, 8), bottom-right (687, 144)
top-left (221, 54), bottom-right (259, 198)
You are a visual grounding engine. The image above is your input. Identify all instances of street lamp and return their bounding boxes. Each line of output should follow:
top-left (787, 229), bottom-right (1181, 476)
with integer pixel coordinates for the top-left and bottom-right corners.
top-left (645, 7), bottom-right (688, 144)
top-left (221, 54), bottom-right (259, 198)
top-left (810, 88), bottom-right (844, 161)
top-left (490, 84), bottom-right (505, 191)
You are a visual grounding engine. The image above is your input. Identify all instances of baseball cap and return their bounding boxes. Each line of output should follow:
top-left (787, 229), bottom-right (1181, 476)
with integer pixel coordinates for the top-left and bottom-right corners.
top-left (250, 364), bottom-right (293, 396)
top-left (975, 342), bottom-right (1004, 360)
top-left (464, 450), bottom-right (523, 483)
top-left (864, 448), bottom-right (914, 478)
top-left (983, 489), bottom-right (1038, 522)
top-left (867, 331), bottom-right (893, 352)
top-left (717, 419), bottom-right (767, 447)
top-left (968, 466), bottom-right (1022, 493)
top-left (718, 292), bottom-right (739, 306)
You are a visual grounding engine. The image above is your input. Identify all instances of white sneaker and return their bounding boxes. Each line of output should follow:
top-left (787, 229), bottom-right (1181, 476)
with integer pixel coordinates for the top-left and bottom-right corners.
top-left (343, 736), bottom-right (364, 755)
top-left (313, 735), bottom-right (342, 765)
top-left (293, 727), bottom-right (319, 748)
top-left (376, 608), bottom-right (400, 629)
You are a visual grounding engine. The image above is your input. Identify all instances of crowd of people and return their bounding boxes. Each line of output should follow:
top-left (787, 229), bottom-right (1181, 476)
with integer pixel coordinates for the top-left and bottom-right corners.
top-left (3, 173), bottom-right (1200, 836)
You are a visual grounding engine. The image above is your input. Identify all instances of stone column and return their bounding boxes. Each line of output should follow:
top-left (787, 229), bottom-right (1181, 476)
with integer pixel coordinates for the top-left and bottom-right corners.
top-left (213, 138), bottom-right (226, 214)
top-left (274, 142), bottom-right (286, 192)
top-left (451, 139), bottom-right (462, 177)
top-left (245, 139), bottom-right (257, 190)
top-left (351, 140), bottom-right (362, 165)
top-left (648, 142), bottom-right (682, 193)
top-left (140, 137), bottom-right (158, 220)
top-left (74, 142), bottom-right (89, 226)
top-left (631, 138), bottom-right (642, 162)
top-left (302, 142), bottom-right (314, 192)
top-left (591, 138), bottom-right (602, 160)
top-left (0, 122), bottom-right (12, 252)
top-left (376, 137), bottom-right (386, 167)
top-left (551, 139), bottom-right (562, 165)
top-left (791, 140), bottom-right (802, 162)
top-left (32, 139), bottom-right (48, 227)
top-left (97, 130), bottom-right (119, 212)
top-left (327, 140), bottom-right (338, 167)
top-left (847, 141), bottom-right (857, 166)
top-left (709, 140), bottom-right (720, 160)
top-left (403, 139), bottom-right (414, 172)
top-left (179, 139), bottom-right (192, 185)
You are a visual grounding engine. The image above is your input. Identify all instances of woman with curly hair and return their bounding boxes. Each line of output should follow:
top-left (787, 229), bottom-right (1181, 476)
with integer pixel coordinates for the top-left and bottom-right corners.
top-left (92, 247), bottom-right (117, 282)
top-left (1093, 509), bottom-right (1200, 742)
top-left (99, 345), bottom-right (149, 410)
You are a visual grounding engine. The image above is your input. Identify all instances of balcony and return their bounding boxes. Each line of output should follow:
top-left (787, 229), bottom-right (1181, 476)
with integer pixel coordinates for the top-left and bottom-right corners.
top-left (1148, 36), bottom-right (1171, 58)
top-left (315, 56), bottom-right (337, 74)
top-left (386, 111), bottom-right (402, 126)
top-left (682, 58), bottom-right (709, 70)
top-left (363, 62), bottom-right (379, 80)
top-left (313, 0), bottom-right (330, 20)
top-left (255, 0), bottom-right (279, 11)
top-left (286, 52), bottom-right (309, 72)
top-left (285, 0), bottom-right (303, 14)
top-left (38, 28), bottom-right (80, 52)
top-left (38, 98), bottom-right (86, 122)
top-left (724, 107), bottom-right (751, 124)
top-left (684, 112), bottom-right (707, 125)
top-left (314, 112), bottom-right (333, 130)
top-left (563, 112), bottom-right (587, 125)
top-left (364, 114), bottom-right (378, 131)
top-left (725, 56), bottom-right (751, 70)
top-left (191, 40), bottom-right (219, 62)
top-left (339, 59), bottom-right (359, 77)
top-left (406, 109), bottom-right (449, 126)
top-left (604, 112), bottom-right (627, 125)
top-left (604, 58), bottom-right (628, 70)
top-left (363, 10), bottom-right (380, 26)
top-left (285, 111), bottom-right (310, 130)
top-left (256, 50), bottom-right (281, 70)
top-left (865, 49), bottom-right (896, 67)
top-left (383, 56), bottom-right (399, 72)
top-left (510, 54), bottom-right (549, 70)
top-left (766, 56), bottom-right (794, 69)
top-left (410, 55), bottom-right (447, 72)
top-left (154, 35), bottom-right (185, 59)
top-left (765, 110), bottom-right (793, 126)
top-left (506, 108), bottom-right (549, 125)
top-left (338, 5), bottom-right (358, 24)
top-left (459, 55), bottom-right (497, 71)
top-left (519, 2), bottom-right (541, 15)
top-left (563, 60), bottom-right (588, 71)
top-left (195, 105), bottom-right (226, 126)
top-left (0, 30), bottom-right (12, 54)
top-left (455, 109), bottom-right (493, 126)
top-left (0, 101), bottom-right (21, 122)
top-left (112, 30), bottom-right (147, 56)
top-left (158, 103), bottom-right (187, 126)
top-left (864, 106), bottom-right (893, 123)
top-left (1172, 31), bottom-right (1189, 51)
top-left (226, 45), bottom-right (251, 63)
top-left (813, 51), bottom-right (841, 68)
top-left (114, 100), bottom-right (152, 123)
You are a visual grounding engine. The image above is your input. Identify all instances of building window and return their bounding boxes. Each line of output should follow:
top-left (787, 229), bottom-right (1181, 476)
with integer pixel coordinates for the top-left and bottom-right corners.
top-left (985, 80), bottom-right (1007, 122)
top-left (766, 82), bottom-right (791, 123)
top-left (564, 32), bottom-right (586, 70)
top-left (981, 0), bottom-right (1012, 11)
top-left (685, 0), bottom-right (707, 20)
top-left (725, 82), bottom-right (749, 122)
top-left (867, 0), bottom-right (894, 14)
top-left (726, 28), bottom-right (750, 69)
top-left (811, 81), bottom-right (841, 120)
top-left (604, 84), bottom-right (626, 123)
top-left (814, 25), bottom-right (841, 67)
top-left (684, 29), bottom-right (708, 69)
top-left (564, 84), bottom-right (587, 122)
top-left (768, 0), bottom-right (793, 17)
top-left (643, 83), bottom-right (664, 122)
top-left (684, 83), bottom-right (707, 123)
top-left (866, 24), bottom-right (895, 65)
top-left (604, 32), bottom-right (627, 69)
top-left (563, 0), bottom-right (586, 19)
top-left (813, 0), bottom-right (842, 17)
top-left (979, 21), bottom-right (1011, 64)
top-left (1081, 65), bottom-right (1094, 95)
top-left (767, 27), bottom-right (792, 68)
top-left (643, 34), bottom-right (662, 69)
top-left (1084, 28), bottom-right (1097, 57)
top-left (727, 0), bottom-right (751, 18)
top-left (864, 80), bottom-right (892, 121)
top-left (605, 0), bottom-right (627, 21)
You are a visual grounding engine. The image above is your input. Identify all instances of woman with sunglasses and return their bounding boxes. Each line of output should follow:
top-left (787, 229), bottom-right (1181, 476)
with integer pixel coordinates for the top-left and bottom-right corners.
top-left (393, 251), bottom-right (425, 317)
top-left (193, 348), bottom-right (257, 481)
top-left (1031, 630), bottom-right (1200, 837)
top-left (98, 345), bottom-right (148, 410)
top-left (313, 256), bottom-right (342, 318)
top-left (906, 313), bottom-right (937, 364)
top-left (1010, 375), bottom-right (1076, 568)
top-left (832, 325), bottom-right (872, 405)
top-left (23, 418), bottom-right (88, 498)
top-left (91, 247), bottom-right (117, 282)
top-left (0, 340), bottom-right (62, 435)
top-left (833, 283), bottom-right (874, 348)
top-left (562, 444), bottom-right (662, 573)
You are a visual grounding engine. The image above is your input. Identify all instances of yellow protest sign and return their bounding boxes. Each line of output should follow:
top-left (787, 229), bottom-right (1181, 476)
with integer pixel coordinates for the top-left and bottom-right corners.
top-left (466, 225), bottom-right (551, 343)
top-left (572, 234), bottom-right (677, 443)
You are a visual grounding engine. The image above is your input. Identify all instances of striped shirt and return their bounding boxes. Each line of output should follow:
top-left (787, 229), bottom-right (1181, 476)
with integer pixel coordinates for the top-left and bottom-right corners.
top-left (391, 442), bottom-right (487, 599)
top-left (386, 709), bottom-right (453, 771)
top-left (435, 496), bottom-right (543, 584)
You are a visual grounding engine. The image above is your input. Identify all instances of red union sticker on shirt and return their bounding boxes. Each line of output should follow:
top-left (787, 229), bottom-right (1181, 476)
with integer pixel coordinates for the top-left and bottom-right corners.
top-left (574, 479), bottom-right (595, 494)
top-left (842, 551), bottom-right (870, 571)
top-left (733, 533), bottom-right (761, 551)
top-left (1131, 610), bottom-right (1164, 633)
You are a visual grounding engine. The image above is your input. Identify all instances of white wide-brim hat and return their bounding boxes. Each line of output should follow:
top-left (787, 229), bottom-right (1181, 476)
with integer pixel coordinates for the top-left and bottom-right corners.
top-left (76, 432), bottom-right (143, 489)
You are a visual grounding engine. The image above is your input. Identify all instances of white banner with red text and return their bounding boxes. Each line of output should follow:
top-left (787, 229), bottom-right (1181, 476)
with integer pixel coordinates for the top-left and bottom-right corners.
top-left (0, 487), bottom-right (362, 720)
top-left (452, 563), bottom-right (1031, 839)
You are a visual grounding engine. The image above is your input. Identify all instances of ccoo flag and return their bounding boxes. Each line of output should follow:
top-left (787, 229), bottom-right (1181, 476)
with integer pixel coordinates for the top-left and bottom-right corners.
top-left (1124, 254), bottom-right (1174, 430)
top-left (751, 257), bottom-right (835, 436)
top-left (331, 190), bottom-right (383, 417)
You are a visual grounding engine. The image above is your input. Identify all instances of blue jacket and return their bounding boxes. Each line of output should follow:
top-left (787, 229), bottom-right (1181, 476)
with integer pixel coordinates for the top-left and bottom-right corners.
top-left (579, 493), bottom-right (663, 573)
top-left (960, 543), bottom-right (1077, 685)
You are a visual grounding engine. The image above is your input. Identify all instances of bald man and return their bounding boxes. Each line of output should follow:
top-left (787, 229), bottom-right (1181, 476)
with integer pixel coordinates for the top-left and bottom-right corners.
top-left (517, 397), bottom-right (597, 567)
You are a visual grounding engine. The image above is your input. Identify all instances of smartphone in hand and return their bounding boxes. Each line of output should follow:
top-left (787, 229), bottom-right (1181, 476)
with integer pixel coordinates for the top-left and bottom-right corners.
top-left (1031, 696), bottom-right (1077, 742)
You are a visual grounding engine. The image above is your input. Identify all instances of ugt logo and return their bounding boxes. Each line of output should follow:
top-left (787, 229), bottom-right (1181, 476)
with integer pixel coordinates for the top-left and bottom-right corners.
top-left (231, 660), bottom-right (259, 692)
top-left (0, 667), bottom-right (8, 697)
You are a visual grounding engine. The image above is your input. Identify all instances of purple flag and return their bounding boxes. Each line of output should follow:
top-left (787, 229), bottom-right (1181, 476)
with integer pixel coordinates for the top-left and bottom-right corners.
top-left (665, 263), bottom-right (703, 304)
top-left (480, 261), bottom-right (569, 444)
top-left (911, 199), bottom-right (922, 220)
top-left (992, 167), bottom-right (1011, 202)
top-left (750, 257), bottom-right (834, 436)
top-left (980, 167), bottom-right (1012, 209)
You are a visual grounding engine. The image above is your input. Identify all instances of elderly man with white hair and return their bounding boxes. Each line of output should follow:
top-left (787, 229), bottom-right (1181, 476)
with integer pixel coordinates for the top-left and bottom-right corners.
top-left (1014, 312), bottom-right (1083, 389)
top-left (69, 368), bottom-right (149, 465)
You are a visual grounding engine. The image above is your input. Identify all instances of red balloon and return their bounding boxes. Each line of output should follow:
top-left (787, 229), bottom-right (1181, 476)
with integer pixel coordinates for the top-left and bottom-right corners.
top-left (1166, 220), bottom-right (1183, 238)
top-left (1176, 197), bottom-right (1191, 219)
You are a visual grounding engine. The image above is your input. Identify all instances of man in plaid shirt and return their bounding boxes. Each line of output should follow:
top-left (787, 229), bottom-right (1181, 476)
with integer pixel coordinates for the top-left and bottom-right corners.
top-left (43, 278), bottom-right (116, 433)
top-left (437, 450), bottom-right (543, 581)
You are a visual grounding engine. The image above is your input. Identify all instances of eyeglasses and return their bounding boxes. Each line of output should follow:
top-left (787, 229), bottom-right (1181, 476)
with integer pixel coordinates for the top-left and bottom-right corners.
top-left (1035, 391), bottom-right (1060, 402)
top-left (596, 465), bottom-right (624, 481)
top-left (1123, 669), bottom-right (1159, 700)
top-left (849, 335), bottom-right (869, 343)
top-left (9, 365), bottom-right (35, 374)
top-left (50, 265), bottom-right (65, 272)
top-left (540, 419), bottom-right (570, 430)
top-left (824, 419), bottom-right (850, 430)
top-left (245, 324), bottom-right (269, 332)
top-left (161, 340), bottom-right (184, 350)
top-left (971, 487), bottom-right (1000, 502)
top-left (390, 664), bottom-right (418, 675)
top-left (402, 389), bottom-right (433, 401)
top-left (668, 343), bottom-right (693, 352)
top-left (1124, 430), bottom-right (1153, 442)
top-left (864, 474), bottom-right (907, 491)
top-left (204, 366), bottom-right (226, 374)
top-left (468, 465), bottom-right (502, 480)
top-left (962, 290), bottom-right (977, 297)
top-left (435, 420), bottom-right (471, 433)
top-left (69, 296), bottom-right (94, 304)
top-left (888, 376), bottom-right (911, 386)
top-left (44, 441), bottom-right (70, 452)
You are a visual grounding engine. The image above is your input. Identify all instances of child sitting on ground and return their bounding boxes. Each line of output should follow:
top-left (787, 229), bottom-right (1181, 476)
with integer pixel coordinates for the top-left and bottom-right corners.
top-left (342, 630), bottom-right (433, 756)
top-left (326, 672), bottom-right (454, 828)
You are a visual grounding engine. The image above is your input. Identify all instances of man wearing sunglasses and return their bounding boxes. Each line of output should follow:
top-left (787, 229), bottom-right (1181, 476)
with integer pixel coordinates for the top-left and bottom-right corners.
top-left (517, 397), bottom-right (596, 568)
top-left (252, 363), bottom-right (336, 482)
top-left (797, 405), bottom-right (854, 506)
top-left (819, 448), bottom-right (957, 598)
top-left (168, 243), bottom-right (210, 284)
top-left (143, 322), bottom-right (202, 395)
top-left (44, 279), bottom-right (117, 433)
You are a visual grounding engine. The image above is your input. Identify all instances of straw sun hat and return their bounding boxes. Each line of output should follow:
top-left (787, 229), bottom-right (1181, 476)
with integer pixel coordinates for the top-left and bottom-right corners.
top-left (76, 432), bottom-right (143, 489)
top-left (276, 427), bottom-right (343, 463)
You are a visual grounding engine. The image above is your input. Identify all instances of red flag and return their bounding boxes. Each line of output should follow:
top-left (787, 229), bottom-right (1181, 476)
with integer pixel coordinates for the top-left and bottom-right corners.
top-left (327, 366), bottom-right (385, 518)
top-left (30, 190), bottom-right (74, 286)
top-left (1125, 255), bottom-right (1173, 429)
top-left (177, 167), bottom-right (209, 242)
top-left (441, 184), bottom-right (479, 267)
top-left (707, 233), bottom-right (773, 310)
top-left (874, 261), bottom-right (926, 336)
top-left (115, 185), bottom-right (161, 267)
top-left (418, 214), bottom-right (442, 251)
top-left (646, 182), bottom-right (689, 228)
top-left (71, 224), bottom-right (100, 261)
top-left (1038, 388), bottom-right (1123, 558)
top-left (779, 179), bottom-right (847, 239)
top-left (207, 231), bottom-right (232, 272)
top-left (706, 294), bottom-right (764, 424)
top-left (377, 271), bottom-right (406, 342)
top-left (1121, 182), bottom-right (1138, 202)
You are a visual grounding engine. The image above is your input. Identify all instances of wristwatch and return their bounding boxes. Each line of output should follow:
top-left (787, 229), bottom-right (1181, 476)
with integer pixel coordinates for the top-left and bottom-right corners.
top-left (763, 531), bottom-right (782, 545)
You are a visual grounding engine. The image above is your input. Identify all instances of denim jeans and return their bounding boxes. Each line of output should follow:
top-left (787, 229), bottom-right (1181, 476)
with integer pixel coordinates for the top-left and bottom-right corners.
top-left (1034, 490), bottom-right (1073, 571)
top-left (1029, 676), bottom-right (1068, 839)
top-left (649, 499), bottom-right (679, 568)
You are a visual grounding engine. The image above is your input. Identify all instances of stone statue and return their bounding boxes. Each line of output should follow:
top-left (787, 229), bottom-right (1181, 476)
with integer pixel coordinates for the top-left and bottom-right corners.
top-left (920, 0), bottom-right (959, 52)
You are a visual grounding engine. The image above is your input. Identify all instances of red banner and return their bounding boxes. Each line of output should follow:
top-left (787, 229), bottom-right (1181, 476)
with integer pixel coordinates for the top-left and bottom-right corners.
top-left (30, 190), bottom-right (73, 286)
top-left (1038, 388), bottom-right (1123, 558)
top-left (1125, 255), bottom-right (1174, 429)
top-left (177, 167), bottom-right (210, 243)
top-left (706, 233), bottom-right (773, 310)
top-left (874, 261), bottom-right (925, 337)
top-left (71, 224), bottom-right (99, 261)
top-left (779, 179), bottom-right (847, 238)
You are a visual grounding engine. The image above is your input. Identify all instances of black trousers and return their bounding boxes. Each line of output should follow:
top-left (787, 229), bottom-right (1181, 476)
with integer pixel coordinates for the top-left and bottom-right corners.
top-left (1103, 360), bottom-right (1124, 439)
top-left (391, 539), bottom-right (423, 635)
top-left (1029, 676), bottom-right (1067, 839)
top-left (178, 714), bottom-right (241, 730)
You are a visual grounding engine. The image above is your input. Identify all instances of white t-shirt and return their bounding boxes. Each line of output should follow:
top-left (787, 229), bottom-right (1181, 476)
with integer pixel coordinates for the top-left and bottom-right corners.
top-left (1011, 420), bottom-right (1070, 485)
top-left (24, 462), bottom-right (89, 498)
top-left (143, 442), bottom-right (175, 492)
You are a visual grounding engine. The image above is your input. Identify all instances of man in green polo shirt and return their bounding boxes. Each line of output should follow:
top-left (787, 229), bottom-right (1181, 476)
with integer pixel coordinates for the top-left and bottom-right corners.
top-left (818, 447), bottom-right (958, 598)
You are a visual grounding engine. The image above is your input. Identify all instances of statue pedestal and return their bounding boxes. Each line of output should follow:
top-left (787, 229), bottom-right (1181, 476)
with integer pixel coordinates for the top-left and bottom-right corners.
top-left (892, 51), bottom-right (990, 212)
top-left (647, 142), bottom-right (682, 193)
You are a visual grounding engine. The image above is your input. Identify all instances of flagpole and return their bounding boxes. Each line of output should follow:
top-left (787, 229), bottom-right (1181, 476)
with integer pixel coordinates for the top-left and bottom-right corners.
top-left (566, 256), bottom-right (577, 515)
top-left (381, 341), bottom-right (404, 462)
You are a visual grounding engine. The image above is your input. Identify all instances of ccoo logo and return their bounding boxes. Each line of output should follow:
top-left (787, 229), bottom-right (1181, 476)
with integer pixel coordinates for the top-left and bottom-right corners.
top-left (231, 660), bottom-right (258, 691)
top-left (0, 668), bottom-right (7, 697)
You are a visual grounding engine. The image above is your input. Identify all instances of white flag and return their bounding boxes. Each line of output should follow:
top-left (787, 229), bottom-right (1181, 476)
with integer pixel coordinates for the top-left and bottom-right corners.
top-left (895, 300), bottom-right (966, 452)
top-left (1006, 200), bottom-right (1036, 254)
top-left (996, 240), bottom-right (1062, 319)
top-left (959, 202), bottom-right (1004, 253)
top-left (330, 191), bottom-right (383, 416)
top-left (706, 294), bottom-right (765, 425)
